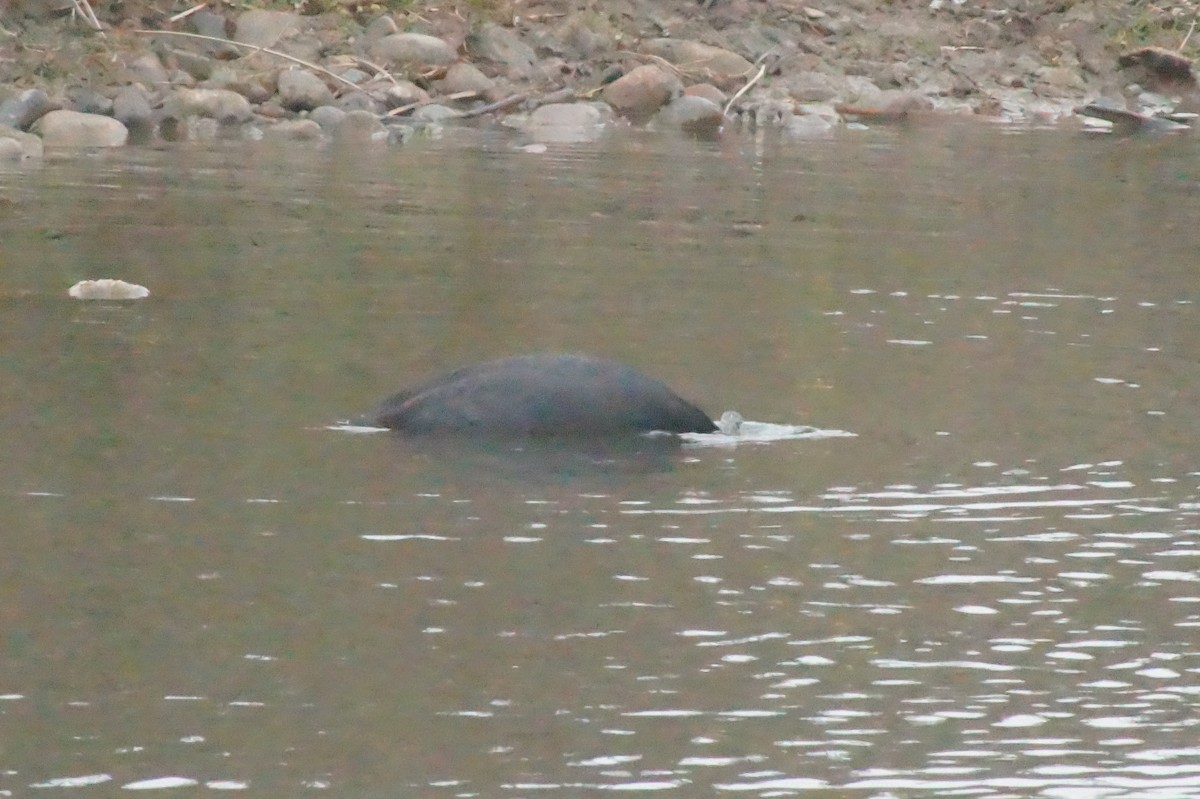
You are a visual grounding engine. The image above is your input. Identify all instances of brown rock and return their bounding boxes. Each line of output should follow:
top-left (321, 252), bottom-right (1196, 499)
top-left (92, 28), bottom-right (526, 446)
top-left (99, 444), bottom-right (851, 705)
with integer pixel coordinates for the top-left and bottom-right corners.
top-left (602, 64), bottom-right (681, 118)
top-left (1118, 47), bottom-right (1197, 93)
top-left (684, 83), bottom-right (728, 106)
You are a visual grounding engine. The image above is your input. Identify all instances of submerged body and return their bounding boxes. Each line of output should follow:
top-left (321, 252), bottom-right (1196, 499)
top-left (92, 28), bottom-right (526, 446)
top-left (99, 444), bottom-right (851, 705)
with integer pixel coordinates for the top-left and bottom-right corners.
top-left (376, 353), bottom-right (717, 436)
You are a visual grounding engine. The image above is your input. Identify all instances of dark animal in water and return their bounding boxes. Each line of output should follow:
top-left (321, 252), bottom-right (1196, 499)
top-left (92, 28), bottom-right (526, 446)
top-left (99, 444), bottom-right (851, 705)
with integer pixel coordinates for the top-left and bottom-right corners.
top-left (375, 353), bottom-right (717, 436)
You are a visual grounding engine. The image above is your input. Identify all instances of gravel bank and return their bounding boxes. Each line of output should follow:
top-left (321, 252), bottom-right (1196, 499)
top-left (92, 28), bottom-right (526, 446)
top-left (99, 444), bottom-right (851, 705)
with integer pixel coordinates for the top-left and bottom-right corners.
top-left (1, 0), bottom-right (1198, 156)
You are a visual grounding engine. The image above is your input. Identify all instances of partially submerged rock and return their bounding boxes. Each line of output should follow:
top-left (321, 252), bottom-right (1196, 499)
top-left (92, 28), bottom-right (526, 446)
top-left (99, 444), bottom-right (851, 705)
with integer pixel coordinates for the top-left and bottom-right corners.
top-left (0, 125), bottom-right (43, 159)
top-left (603, 64), bottom-right (682, 118)
top-left (68, 279), bottom-right (150, 300)
top-left (33, 110), bottom-right (128, 148)
top-left (652, 94), bottom-right (725, 134)
top-left (524, 102), bottom-right (606, 143)
top-left (169, 88), bottom-right (254, 124)
top-left (375, 353), bottom-right (716, 437)
top-left (277, 68), bottom-right (334, 111)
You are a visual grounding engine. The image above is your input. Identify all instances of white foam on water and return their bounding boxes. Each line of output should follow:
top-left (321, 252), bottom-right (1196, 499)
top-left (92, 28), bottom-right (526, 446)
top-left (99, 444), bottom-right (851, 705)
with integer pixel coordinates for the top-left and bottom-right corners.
top-left (682, 411), bottom-right (856, 446)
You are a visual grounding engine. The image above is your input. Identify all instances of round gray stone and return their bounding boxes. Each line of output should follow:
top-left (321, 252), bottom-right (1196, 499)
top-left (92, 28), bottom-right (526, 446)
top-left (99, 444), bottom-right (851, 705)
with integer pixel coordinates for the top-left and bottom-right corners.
top-left (277, 68), bottom-right (334, 111)
top-left (370, 33), bottom-right (456, 67)
top-left (33, 110), bottom-right (129, 148)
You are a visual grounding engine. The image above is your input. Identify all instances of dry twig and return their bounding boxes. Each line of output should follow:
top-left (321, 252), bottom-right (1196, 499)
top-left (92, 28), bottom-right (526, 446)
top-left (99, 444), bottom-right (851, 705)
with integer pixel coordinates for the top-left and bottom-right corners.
top-left (1180, 17), bottom-right (1197, 51)
top-left (71, 0), bottom-right (104, 33)
top-left (353, 58), bottom-right (401, 87)
top-left (460, 93), bottom-right (528, 118)
top-left (168, 3), bottom-right (209, 24)
top-left (384, 90), bottom-right (478, 117)
top-left (722, 62), bottom-right (766, 117)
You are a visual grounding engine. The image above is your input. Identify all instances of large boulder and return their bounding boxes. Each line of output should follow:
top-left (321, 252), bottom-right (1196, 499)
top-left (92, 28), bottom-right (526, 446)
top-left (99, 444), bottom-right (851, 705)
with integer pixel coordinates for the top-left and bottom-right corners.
top-left (33, 110), bottom-right (128, 148)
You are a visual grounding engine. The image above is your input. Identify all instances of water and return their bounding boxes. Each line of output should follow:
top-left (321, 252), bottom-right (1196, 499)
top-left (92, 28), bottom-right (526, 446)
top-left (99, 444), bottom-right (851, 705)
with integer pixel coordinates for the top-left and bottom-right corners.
top-left (3, 125), bottom-right (1200, 797)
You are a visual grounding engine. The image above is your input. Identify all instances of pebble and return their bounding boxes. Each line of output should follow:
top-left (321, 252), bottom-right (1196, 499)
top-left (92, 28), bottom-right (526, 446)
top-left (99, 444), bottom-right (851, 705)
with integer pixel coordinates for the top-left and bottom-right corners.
top-left (191, 9), bottom-right (241, 59)
top-left (33, 110), bottom-right (129, 148)
top-left (0, 124), bottom-right (43, 159)
top-left (370, 33), bottom-right (457, 67)
top-left (437, 62), bottom-right (496, 94)
top-left (0, 124), bottom-right (42, 158)
top-left (467, 24), bottom-right (536, 75)
top-left (364, 15), bottom-right (398, 41)
top-left (336, 109), bottom-right (387, 142)
top-left (264, 119), bottom-right (324, 140)
top-left (65, 86), bottom-right (113, 116)
top-left (124, 53), bottom-right (171, 87)
top-left (308, 105), bottom-right (347, 132)
top-left (0, 89), bottom-right (55, 130)
top-left (277, 68), bottom-right (334, 111)
top-left (683, 83), bottom-right (728, 106)
top-left (0, 137), bottom-right (25, 161)
top-left (234, 9), bottom-right (300, 49)
top-left (168, 47), bottom-right (215, 82)
top-left (386, 124), bottom-right (415, 145)
top-left (336, 92), bottom-right (384, 115)
top-left (383, 81), bottom-right (431, 109)
top-left (786, 112), bottom-right (836, 138)
top-left (170, 88), bottom-right (254, 123)
top-left (112, 86), bottom-right (155, 141)
top-left (558, 20), bottom-right (610, 59)
top-left (412, 104), bottom-right (461, 123)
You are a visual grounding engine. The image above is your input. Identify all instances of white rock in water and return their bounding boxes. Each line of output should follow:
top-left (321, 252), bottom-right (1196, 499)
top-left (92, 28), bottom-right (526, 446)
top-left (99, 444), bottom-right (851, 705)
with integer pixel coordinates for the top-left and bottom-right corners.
top-left (68, 279), bottom-right (150, 300)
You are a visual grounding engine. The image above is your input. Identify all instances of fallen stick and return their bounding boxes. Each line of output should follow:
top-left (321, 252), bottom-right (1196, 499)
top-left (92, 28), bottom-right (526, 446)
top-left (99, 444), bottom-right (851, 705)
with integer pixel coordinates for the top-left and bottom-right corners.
top-left (460, 93), bottom-right (528, 118)
top-left (723, 62), bottom-right (765, 117)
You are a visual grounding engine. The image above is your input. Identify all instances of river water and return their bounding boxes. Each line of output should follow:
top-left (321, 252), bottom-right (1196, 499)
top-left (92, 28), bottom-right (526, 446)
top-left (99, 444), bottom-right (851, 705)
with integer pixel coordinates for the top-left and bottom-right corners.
top-left (3, 124), bottom-right (1200, 797)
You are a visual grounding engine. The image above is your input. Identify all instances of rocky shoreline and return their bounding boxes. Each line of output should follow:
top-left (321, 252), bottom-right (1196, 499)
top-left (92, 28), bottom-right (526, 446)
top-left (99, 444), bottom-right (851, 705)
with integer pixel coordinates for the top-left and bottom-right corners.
top-left (0, 0), bottom-right (1197, 156)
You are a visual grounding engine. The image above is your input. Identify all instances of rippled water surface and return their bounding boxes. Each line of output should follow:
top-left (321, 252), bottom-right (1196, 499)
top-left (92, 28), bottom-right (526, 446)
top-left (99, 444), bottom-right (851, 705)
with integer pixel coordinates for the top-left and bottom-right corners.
top-left (3, 126), bottom-right (1200, 797)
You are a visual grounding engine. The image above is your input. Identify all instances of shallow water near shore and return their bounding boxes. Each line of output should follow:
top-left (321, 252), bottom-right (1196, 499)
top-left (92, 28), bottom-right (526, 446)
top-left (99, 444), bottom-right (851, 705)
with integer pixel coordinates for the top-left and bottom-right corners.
top-left (4, 125), bottom-right (1200, 797)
